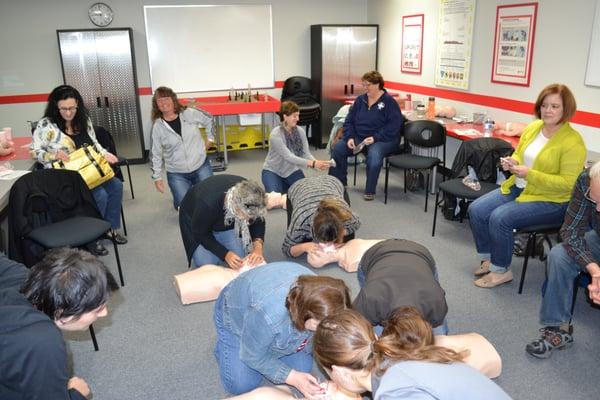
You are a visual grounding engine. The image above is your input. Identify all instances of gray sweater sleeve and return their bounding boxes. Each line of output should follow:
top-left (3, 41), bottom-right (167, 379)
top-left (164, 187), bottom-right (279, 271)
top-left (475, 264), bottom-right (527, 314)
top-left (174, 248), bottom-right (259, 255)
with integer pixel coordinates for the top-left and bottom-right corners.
top-left (270, 129), bottom-right (310, 169)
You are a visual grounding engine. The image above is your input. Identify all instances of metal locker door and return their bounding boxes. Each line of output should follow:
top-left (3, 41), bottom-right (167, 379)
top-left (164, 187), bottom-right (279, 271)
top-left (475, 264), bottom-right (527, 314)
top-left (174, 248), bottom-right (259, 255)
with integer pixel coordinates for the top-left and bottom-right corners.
top-left (94, 29), bottom-right (144, 161)
top-left (57, 31), bottom-right (107, 128)
top-left (321, 26), bottom-right (351, 147)
top-left (349, 26), bottom-right (378, 95)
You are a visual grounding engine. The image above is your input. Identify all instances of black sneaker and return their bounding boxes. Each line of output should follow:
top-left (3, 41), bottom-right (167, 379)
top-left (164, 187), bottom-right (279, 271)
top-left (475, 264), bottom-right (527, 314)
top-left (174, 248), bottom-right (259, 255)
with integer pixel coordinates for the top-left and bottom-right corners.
top-left (526, 326), bottom-right (573, 359)
top-left (111, 232), bottom-right (128, 245)
top-left (87, 241), bottom-right (108, 257)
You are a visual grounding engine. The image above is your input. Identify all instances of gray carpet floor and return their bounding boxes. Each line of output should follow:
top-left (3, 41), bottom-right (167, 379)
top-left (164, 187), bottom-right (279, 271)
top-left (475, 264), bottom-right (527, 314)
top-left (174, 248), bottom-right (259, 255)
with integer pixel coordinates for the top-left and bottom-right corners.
top-left (64, 148), bottom-right (600, 399)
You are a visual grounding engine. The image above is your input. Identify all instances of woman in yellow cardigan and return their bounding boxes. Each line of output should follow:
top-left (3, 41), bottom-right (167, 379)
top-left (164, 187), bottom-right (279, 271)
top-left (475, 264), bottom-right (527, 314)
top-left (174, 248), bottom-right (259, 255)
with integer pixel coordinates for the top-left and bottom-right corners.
top-left (468, 83), bottom-right (586, 288)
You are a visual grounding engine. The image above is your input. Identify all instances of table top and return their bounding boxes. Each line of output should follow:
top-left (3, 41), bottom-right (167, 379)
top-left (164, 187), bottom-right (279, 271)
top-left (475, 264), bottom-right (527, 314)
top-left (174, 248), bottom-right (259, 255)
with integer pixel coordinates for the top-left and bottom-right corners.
top-left (181, 95), bottom-right (281, 116)
top-left (404, 113), bottom-right (520, 148)
top-left (0, 137), bottom-right (33, 162)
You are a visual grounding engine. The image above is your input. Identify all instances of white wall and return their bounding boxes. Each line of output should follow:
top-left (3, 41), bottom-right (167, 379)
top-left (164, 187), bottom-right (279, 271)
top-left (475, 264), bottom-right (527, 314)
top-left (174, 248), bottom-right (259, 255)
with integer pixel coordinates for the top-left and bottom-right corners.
top-left (368, 0), bottom-right (600, 151)
top-left (0, 0), bottom-right (367, 146)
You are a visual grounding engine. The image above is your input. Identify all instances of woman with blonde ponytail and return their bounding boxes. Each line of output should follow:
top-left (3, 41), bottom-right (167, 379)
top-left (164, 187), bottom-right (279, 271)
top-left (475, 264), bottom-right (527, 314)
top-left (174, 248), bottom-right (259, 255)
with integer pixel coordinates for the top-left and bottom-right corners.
top-left (313, 309), bottom-right (510, 400)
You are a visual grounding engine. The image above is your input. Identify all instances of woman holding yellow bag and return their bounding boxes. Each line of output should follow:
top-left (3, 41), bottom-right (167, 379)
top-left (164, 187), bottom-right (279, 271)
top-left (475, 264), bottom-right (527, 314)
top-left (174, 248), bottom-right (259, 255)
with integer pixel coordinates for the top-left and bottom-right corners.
top-left (31, 85), bottom-right (126, 256)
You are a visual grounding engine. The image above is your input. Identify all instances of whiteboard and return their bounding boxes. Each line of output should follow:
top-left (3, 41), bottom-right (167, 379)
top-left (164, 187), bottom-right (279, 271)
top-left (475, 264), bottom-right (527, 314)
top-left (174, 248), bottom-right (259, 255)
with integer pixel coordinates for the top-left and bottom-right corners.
top-left (585, 0), bottom-right (600, 87)
top-left (144, 5), bottom-right (274, 93)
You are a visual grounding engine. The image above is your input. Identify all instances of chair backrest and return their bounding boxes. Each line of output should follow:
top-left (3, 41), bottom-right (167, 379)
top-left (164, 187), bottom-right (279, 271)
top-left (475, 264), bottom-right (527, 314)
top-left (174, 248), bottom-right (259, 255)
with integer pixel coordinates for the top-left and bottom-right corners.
top-left (404, 120), bottom-right (446, 164)
top-left (94, 125), bottom-right (123, 181)
top-left (281, 76), bottom-right (313, 99)
top-left (7, 169), bottom-right (101, 265)
top-left (404, 120), bottom-right (446, 148)
top-left (450, 137), bottom-right (513, 182)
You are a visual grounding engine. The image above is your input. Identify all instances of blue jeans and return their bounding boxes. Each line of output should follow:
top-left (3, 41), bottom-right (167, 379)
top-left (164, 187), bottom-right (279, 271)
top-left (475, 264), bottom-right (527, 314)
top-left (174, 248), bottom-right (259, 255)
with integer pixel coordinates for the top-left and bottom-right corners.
top-left (91, 177), bottom-right (123, 230)
top-left (213, 294), bottom-right (314, 394)
top-left (468, 187), bottom-right (568, 273)
top-left (540, 230), bottom-right (599, 326)
top-left (329, 138), bottom-right (399, 194)
top-left (261, 169), bottom-right (305, 193)
top-left (357, 265), bottom-right (449, 335)
top-left (166, 158), bottom-right (213, 209)
top-left (192, 229), bottom-right (245, 268)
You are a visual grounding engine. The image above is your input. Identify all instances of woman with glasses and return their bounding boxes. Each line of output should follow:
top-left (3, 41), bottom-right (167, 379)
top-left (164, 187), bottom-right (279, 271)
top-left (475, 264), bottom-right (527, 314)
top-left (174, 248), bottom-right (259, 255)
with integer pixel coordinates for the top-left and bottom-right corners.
top-left (468, 83), bottom-right (586, 288)
top-left (329, 70), bottom-right (404, 201)
top-left (31, 85), bottom-right (126, 256)
top-left (150, 86), bottom-right (214, 210)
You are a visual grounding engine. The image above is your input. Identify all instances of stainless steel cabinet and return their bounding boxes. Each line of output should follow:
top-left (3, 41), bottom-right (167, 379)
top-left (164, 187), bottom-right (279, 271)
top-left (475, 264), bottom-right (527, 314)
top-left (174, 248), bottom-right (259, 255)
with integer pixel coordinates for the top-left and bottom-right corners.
top-left (57, 29), bottom-right (145, 162)
top-left (311, 25), bottom-right (378, 147)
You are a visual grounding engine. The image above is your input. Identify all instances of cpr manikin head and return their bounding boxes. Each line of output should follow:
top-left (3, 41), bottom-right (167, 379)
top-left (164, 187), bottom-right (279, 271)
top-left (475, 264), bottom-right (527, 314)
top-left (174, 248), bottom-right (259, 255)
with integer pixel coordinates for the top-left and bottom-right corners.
top-left (307, 239), bottom-right (383, 272)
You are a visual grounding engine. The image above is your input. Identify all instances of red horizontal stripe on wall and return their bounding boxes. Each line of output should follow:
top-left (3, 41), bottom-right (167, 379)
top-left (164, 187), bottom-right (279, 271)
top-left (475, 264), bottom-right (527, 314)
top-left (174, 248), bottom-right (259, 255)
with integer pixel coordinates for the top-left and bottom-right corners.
top-left (138, 87), bottom-right (153, 96)
top-left (275, 81), bottom-right (284, 88)
top-left (0, 93), bottom-right (49, 105)
top-left (386, 81), bottom-right (600, 129)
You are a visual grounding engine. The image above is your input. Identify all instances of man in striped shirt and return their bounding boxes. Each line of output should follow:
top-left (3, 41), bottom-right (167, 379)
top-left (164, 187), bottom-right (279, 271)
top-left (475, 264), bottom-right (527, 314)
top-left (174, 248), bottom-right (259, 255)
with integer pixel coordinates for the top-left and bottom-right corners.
top-left (526, 162), bottom-right (600, 358)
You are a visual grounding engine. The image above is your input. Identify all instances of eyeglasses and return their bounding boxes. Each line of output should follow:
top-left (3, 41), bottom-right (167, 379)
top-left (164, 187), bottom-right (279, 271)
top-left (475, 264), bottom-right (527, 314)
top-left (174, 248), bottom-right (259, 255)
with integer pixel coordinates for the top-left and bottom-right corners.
top-left (584, 188), bottom-right (597, 204)
top-left (361, 82), bottom-right (374, 88)
top-left (58, 106), bottom-right (78, 113)
top-left (156, 97), bottom-right (172, 104)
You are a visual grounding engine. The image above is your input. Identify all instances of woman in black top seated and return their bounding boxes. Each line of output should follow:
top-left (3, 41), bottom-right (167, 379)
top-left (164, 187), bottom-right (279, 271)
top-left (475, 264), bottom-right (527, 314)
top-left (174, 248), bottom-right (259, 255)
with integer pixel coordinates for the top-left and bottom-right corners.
top-left (31, 85), bottom-right (126, 255)
top-left (179, 174), bottom-right (267, 269)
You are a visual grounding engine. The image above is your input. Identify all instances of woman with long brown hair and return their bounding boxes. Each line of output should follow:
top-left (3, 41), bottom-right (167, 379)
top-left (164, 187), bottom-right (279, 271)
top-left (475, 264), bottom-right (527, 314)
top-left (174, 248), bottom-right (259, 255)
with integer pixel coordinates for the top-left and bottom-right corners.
top-left (313, 308), bottom-right (510, 399)
top-left (213, 261), bottom-right (351, 398)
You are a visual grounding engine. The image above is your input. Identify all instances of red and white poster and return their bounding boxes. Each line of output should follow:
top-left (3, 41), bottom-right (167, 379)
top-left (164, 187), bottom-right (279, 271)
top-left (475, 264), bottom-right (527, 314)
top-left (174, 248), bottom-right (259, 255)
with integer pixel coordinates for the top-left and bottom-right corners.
top-left (401, 14), bottom-right (424, 74)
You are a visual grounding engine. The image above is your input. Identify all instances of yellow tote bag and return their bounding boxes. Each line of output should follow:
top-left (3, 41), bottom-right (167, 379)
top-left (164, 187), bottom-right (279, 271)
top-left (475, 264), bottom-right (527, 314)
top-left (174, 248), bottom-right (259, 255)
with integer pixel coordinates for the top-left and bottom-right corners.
top-left (52, 145), bottom-right (115, 189)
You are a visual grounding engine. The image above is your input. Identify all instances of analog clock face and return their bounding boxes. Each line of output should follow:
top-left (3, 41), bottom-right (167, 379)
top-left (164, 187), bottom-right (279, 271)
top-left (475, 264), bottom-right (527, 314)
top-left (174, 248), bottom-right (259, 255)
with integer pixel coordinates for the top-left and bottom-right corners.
top-left (89, 3), bottom-right (114, 27)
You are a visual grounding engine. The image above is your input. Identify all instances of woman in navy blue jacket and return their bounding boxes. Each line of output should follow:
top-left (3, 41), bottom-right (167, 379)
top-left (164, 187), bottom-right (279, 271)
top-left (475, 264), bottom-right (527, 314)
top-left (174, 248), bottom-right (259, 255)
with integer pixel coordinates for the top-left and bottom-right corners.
top-left (329, 71), bottom-right (404, 201)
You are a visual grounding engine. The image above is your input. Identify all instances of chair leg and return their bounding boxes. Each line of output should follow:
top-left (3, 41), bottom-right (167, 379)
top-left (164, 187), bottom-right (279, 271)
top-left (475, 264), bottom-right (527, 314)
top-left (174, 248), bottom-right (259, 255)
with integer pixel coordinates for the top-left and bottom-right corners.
top-left (432, 190), bottom-right (441, 237)
top-left (353, 155), bottom-right (358, 186)
top-left (125, 161), bottom-right (134, 199)
top-left (384, 161), bottom-right (390, 204)
top-left (120, 207), bottom-right (128, 237)
top-left (518, 233), bottom-right (536, 294)
top-left (424, 171), bottom-right (430, 212)
top-left (403, 169), bottom-right (407, 193)
top-left (109, 235), bottom-right (125, 287)
top-left (89, 324), bottom-right (99, 351)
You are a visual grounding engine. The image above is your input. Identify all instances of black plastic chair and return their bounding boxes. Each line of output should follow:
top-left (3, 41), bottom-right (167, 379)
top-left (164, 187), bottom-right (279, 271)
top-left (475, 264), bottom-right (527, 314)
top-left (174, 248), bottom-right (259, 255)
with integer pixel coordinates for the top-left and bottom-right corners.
top-left (281, 76), bottom-right (321, 141)
top-left (384, 120), bottom-right (446, 211)
top-left (94, 126), bottom-right (131, 236)
top-left (8, 169), bottom-right (126, 351)
top-left (431, 179), bottom-right (498, 237)
top-left (94, 126), bottom-right (134, 200)
top-left (516, 223), bottom-right (562, 294)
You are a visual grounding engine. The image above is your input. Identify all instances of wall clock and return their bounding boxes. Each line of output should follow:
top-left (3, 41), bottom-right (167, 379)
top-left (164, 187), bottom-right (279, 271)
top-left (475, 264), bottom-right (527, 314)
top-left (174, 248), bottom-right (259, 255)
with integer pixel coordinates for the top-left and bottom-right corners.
top-left (89, 3), bottom-right (114, 27)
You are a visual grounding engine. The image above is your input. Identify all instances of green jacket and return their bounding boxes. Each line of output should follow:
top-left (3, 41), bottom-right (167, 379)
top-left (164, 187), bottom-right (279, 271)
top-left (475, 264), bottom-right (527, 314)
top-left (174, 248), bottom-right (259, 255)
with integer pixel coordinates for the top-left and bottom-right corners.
top-left (501, 119), bottom-right (586, 203)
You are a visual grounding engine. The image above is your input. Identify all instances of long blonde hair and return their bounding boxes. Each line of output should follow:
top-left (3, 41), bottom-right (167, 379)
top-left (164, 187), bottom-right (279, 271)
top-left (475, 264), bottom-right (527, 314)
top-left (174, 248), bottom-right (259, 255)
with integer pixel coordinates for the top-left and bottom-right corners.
top-left (313, 307), bottom-right (467, 377)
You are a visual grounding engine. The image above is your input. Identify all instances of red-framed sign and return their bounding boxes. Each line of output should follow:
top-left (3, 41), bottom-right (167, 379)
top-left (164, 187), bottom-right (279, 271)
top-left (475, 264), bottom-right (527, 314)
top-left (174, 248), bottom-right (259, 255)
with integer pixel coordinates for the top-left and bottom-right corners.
top-left (491, 2), bottom-right (538, 86)
top-left (401, 14), bottom-right (424, 74)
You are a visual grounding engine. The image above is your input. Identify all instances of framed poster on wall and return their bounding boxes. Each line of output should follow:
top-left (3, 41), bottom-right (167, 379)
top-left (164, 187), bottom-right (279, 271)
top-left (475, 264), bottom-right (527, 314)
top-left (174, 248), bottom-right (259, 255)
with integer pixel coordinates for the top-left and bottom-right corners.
top-left (434, 0), bottom-right (476, 89)
top-left (401, 14), bottom-right (424, 74)
top-left (491, 2), bottom-right (538, 86)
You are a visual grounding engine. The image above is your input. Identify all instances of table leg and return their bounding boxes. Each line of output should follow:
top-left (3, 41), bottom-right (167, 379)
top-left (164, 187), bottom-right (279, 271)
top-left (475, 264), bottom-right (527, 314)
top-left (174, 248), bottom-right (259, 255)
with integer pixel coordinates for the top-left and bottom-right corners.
top-left (221, 116), bottom-right (228, 165)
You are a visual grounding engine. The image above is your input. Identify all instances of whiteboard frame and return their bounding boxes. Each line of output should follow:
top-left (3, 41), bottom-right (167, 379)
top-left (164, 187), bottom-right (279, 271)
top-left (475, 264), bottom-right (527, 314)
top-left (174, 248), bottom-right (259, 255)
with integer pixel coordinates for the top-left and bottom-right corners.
top-left (585, 0), bottom-right (600, 87)
top-left (143, 4), bottom-right (275, 93)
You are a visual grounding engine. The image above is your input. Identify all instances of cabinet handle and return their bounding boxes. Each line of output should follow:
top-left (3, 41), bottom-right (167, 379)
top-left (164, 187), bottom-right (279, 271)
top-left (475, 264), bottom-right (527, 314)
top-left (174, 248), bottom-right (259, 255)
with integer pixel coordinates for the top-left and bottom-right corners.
top-left (104, 97), bottom-right (110, 107)
top-left (96, 97), bottom-right (101, 107)
top-left (344, 85), bottom-right (348, 95)
top-left (351, 84), bottom-right (354, 94)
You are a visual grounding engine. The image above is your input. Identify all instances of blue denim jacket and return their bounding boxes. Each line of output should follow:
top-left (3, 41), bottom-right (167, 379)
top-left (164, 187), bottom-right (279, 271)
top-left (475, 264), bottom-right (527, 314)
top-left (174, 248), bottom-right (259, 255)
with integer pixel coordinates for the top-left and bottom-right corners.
top-left (217, 262), bottom-right (316, 384)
